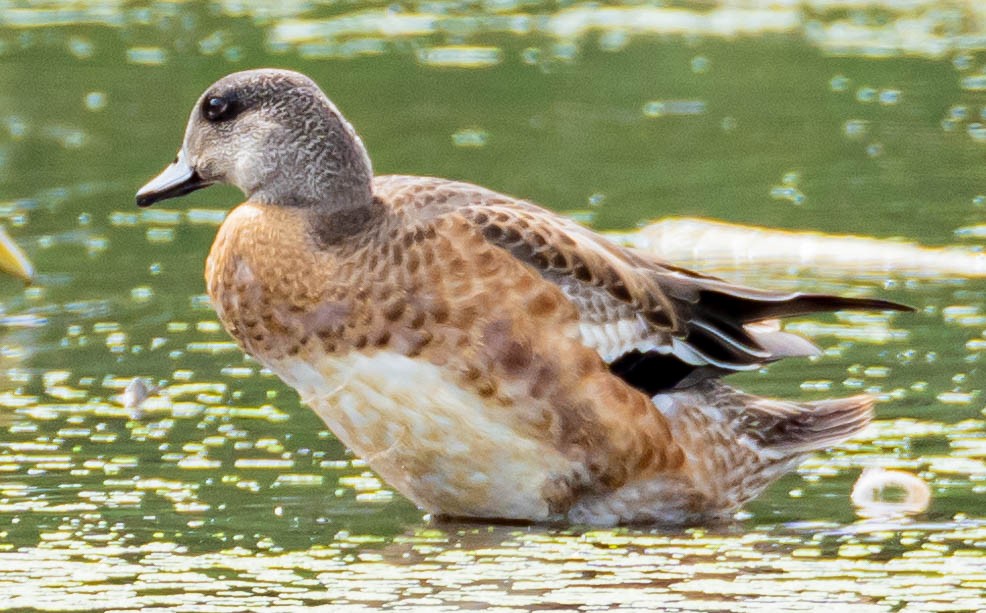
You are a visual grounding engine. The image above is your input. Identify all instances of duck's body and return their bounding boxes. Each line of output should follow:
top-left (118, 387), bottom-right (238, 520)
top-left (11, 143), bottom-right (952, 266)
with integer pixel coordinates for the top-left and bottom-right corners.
top-left (138, 69), bottom-right (909, 525)
top-left (205, 173), bottom-right (876, 524)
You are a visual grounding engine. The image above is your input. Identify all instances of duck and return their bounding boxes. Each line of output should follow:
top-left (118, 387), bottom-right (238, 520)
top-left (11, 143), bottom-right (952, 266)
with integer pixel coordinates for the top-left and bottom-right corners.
top-left (136, 69), bottom-right (911, 525)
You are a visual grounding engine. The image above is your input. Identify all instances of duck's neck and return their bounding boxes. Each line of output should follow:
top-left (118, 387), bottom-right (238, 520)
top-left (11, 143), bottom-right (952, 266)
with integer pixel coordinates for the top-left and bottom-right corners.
top-left (247, 153), bottom-right (373, 212)
top-left (250, 174), bottom-right (373, 212)
top-left (247, 98), bottom-right (375, 213)
top-left (305, 196), bottom-right (387, 247)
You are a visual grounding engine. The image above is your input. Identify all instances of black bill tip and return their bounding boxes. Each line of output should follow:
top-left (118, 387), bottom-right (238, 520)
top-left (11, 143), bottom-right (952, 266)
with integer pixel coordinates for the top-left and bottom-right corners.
top-left (136, 170), bottom-right (210, 207)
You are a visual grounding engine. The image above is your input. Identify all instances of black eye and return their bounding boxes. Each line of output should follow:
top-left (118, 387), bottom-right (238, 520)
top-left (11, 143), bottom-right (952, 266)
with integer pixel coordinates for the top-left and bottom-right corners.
top-left (202, 95), bottom-right (238, 122)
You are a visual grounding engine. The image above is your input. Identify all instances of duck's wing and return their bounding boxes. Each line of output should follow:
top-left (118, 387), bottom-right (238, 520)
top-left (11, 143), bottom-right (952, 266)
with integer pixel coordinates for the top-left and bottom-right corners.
top-left (454, 198), bottom-right (910, 391)
top-left (375, 175), bottom-right (912, 393)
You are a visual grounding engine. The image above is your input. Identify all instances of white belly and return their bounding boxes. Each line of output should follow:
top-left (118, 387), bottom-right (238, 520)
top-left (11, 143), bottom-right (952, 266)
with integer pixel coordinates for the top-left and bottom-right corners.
top-left (271, 350), bottom-right (577, 520)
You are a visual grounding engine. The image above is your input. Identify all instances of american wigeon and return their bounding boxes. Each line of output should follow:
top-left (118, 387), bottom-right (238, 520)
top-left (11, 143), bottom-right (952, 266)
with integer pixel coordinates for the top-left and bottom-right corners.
top-left (136, 69), bottom-right (911, 525)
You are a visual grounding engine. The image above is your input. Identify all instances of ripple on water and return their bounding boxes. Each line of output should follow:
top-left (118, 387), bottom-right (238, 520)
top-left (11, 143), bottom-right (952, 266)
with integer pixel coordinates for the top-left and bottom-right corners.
top-left (417, 46), bottom-right (503, 68)
top-left (642, 99), bottom-right (706, 118)
top-left (451, 128), bottom-right (489, 148)
top-left (125, 46), bottom-right (167, 65)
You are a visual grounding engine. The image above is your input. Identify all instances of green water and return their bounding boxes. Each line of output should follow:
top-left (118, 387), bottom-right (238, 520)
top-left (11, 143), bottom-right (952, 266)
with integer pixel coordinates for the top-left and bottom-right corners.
top-left (1, 2), bottom-right (985, 610)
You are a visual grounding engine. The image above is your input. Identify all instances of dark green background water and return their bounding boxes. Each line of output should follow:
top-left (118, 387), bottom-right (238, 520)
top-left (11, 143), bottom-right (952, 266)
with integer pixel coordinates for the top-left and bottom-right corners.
top-left (1, 2), bottom-right (984, 610)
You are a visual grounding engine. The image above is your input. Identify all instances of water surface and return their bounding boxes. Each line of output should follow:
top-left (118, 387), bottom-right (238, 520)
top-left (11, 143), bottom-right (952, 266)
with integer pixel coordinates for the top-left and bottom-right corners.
top-left (0, 2), bottom-right (985, 611)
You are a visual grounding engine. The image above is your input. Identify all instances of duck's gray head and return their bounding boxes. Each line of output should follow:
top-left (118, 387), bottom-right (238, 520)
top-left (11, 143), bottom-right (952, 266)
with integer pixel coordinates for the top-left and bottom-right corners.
top-left (136, 69), bottom-right (373, 210)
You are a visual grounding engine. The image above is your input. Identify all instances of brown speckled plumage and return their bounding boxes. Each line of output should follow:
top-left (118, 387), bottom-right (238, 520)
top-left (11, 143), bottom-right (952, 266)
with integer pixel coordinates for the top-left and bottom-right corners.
top-left (137, 69), bottom-right (911, 525)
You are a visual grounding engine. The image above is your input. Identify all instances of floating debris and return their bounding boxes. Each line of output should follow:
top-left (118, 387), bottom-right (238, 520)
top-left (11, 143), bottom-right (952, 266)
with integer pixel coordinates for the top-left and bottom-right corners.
top-left (851, 467), bottom-right (931, 519)
top-left (0, 225), bottom-right (34, 282)
top-left (627, 217), bottom-right (986, 278)
top-left (117, 377), bottom-right (161, 416)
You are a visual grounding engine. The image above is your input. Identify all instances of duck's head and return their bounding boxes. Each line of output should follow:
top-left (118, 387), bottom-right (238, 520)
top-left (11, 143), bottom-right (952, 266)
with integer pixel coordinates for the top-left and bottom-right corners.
top-left (136, 69), bottom-right (373, 210)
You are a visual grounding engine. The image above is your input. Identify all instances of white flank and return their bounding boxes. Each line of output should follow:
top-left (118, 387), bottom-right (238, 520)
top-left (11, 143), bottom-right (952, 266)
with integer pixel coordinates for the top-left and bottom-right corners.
top-left (272, 351), bottom-right (576, 520)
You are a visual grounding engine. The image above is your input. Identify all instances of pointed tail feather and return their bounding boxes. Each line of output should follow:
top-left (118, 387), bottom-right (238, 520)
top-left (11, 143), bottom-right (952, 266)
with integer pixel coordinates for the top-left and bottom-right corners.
top-left (742, 394), bottom-right (875, 453)
top-left (744, 294), bottom-right (914, 322)
top-left (656, 272), bottom-right (914, 372)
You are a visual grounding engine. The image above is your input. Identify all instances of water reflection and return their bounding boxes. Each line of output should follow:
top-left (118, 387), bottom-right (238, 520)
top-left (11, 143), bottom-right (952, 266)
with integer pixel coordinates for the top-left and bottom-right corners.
top-left (2, 520), bottom-right (986, 610)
